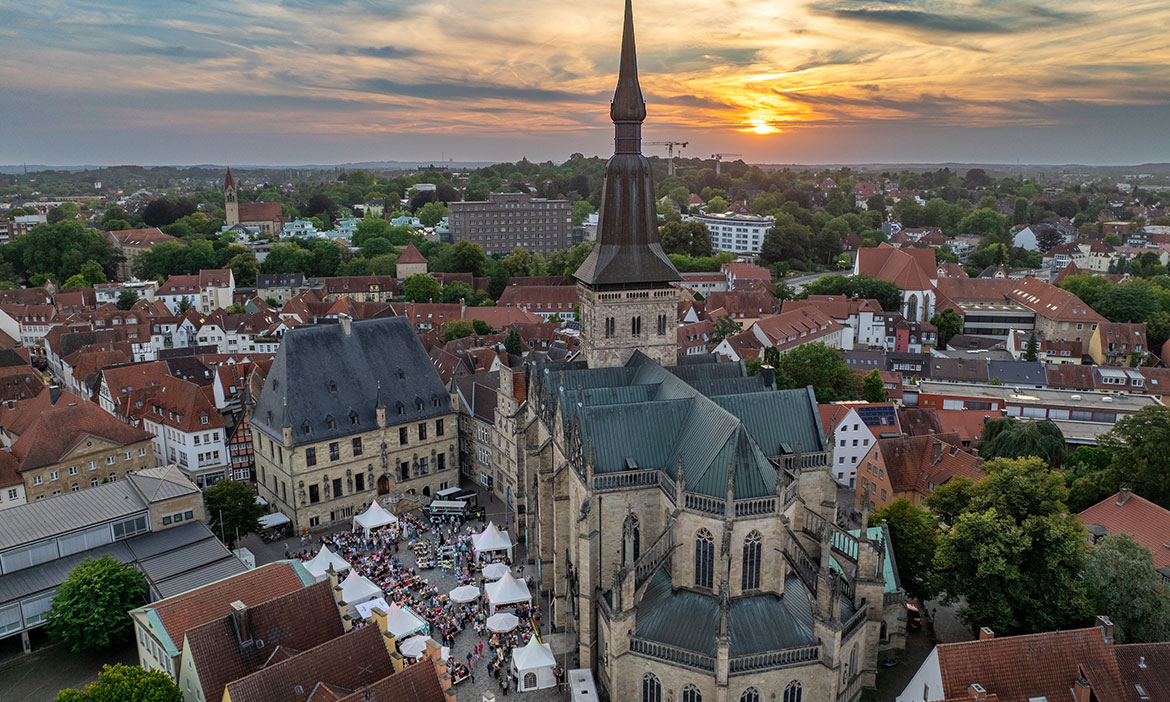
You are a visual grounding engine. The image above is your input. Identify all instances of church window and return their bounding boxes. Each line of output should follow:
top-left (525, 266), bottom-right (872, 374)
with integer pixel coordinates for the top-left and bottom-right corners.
top-left (657, 314), bottom-right (667, 335)
top-left (742, 530), bottom-right (762, 590)
top-left (740, 689), bottom-right (760, 702)
top-left (682, 684), bottom-right (702, 702)
top-left (695, 528), bottom-right (714, 589)
top-left (631, 315), bottom-right (641, 336)
top-left (605, 317), bottom-right (615, 338)
top-left (642, 674), bottom-right (661, 702)
top-left (784, 681), bottom-right (803, 702)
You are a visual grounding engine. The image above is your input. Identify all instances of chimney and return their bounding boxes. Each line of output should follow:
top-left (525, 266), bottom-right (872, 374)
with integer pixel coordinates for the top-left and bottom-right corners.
top-left (967, 683), bottom-right (988, 701)
top-left (339, 313), bottom-right (352, 336)
top-left (979, 626), bottom-right (994, 640)
top-left (1073, 673), bottom-right (1091, 702)
top-left (1097, 615), bottom-right (1114, 643)
top-left (1117, 487), bottom-right (1132, 506)
top-left (230, 600), bottom-right (252, 645)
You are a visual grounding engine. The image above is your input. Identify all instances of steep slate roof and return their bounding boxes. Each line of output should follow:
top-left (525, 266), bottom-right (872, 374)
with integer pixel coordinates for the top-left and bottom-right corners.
top-left (223, 625), bottom-right (394, 702)
top-left (534, 352), bottom-right (824, 499)
top-left (253, 317), bottom-right (452, 447)
top-left (634, 568), bottom-right (816, 657)
top-left (1078, 491), bottom-right (1170, 570)
top-left (183, 581), bottom-right (345, 702)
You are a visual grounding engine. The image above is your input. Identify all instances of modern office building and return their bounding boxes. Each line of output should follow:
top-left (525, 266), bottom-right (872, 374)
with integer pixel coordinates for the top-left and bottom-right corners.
top-left (690, 212), bottom-right (775, 254)
top-left (448, 192), bottom-right (572, 255)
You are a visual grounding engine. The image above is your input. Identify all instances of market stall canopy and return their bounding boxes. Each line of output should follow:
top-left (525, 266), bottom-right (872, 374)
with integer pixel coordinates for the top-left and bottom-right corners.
top-left (399, 635), bottom-right (429, 659)
top-left (384, 602), bottom-right (428, 640)
top-left (512, 636), bottom-right (557, 691)
top-left (338, 570), bottom-right (381, 606)
top-left (258, 512), bottom-right (289, 529)
top-left (303, 545), bottom-right (351, 582)
top-left (487, 612), bottom-right (519, 633)
top-left (483, 563), bottom-right (511, 580)
top-left (353, 500), bottom-right (398, 533)
top-left (449, 585), bottom-right (480, 604)
top-left (473, 521), bottom-right (514, 558)
top-left (354, 597), bottom-right (390, 621)
top-left (484, 571), bottom-right (531, 613)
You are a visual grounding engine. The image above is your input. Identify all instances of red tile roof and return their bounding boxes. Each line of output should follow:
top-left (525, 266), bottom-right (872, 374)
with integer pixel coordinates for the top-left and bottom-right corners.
top-left (1078, 490), bottom-right (1170, 570)
top-left (238, 201), bottom-right (284, 223)
top-left (149, 562), bottom-right (307, 655)
top-left (782, 295), bottom-right (883, 319)
top-left (334, 659), bottom-right (446, 702)
top-left (107, 228), bottom-right (182, 247)
top-left (856, 244), bottom-right (936, 291)
top-left (6, 393), bottom-right (153, 471)
top-left (1007, 277), bottom-right (1105, 323)
top-left (875, 432), bottom-right (982, 495)
top-left (396, 242), bottom-right (427, 264)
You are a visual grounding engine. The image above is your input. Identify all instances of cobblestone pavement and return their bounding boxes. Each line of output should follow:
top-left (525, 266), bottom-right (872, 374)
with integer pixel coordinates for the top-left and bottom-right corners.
top-left (0, 633), bottom-right (137, 702)
top-left (242, 491), bottom-right (573, 701)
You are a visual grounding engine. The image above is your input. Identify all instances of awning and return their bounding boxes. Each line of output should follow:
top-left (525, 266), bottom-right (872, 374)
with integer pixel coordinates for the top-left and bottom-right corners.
top-left (258, 512), bottom-right (290, 529)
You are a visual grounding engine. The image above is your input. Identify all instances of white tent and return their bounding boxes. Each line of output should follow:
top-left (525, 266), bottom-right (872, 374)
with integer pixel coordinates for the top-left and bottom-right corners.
top-left (486, 612), bottom-right (519, 633)
top-left (353, 500), bottom-right (398, 534)
top-left (338, 570), bottom-right (381, 614)
top-left (484, 571), bottom-right (531, 614)
top-left (354, 597), bottom-right (390, 621)
top-left (449, 585), bottom-right (480, 604)
top-left (303, 545), bottom-right (351, 582)
top-left (258, 512), bottom-right (289, 529)
top-left (473, 522), bottom-right (514, 560)
top-left (482, 563), bottom-right (511, 581)
top-left (398, 635), bottom-right (430, 659)
top-left (512, 636), bottom-right (556, 691)
top-left (383, 602), bottom-right (428, 640)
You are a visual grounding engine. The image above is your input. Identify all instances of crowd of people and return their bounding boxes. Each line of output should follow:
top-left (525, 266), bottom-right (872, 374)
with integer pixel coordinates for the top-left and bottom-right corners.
top-left (294, 504), bottom-right (551, 692)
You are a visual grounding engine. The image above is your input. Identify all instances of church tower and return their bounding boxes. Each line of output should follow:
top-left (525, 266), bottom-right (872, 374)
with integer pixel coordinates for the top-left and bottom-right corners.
top-left (574, 0), bottom-right (682, 368)
top-left (224, 167), bottom-right (239, 226)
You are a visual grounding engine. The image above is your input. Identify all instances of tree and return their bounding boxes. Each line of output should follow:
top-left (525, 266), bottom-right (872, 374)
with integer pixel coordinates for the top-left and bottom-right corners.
top-left (488, 265), bottom-right (511, 299)
top-left (1096, 405), bottom-right (1170, 508)
top-left (304, 193), bottom-right (339, 221)
top-left (1082, 533), bottom-right (1170, 644)
top-left (978, 418), bottom-right (1067, 469)
top-left (472, 319), bottom-right (493, 335)
top-left (1024, 333), bottom-right (1039, 361)
top-left (930, 308), bottom-right (964, 349)
top-left (439, 280), bottom-right (473, 304)
top-left (1012, 197), bottom-right (1030, 226)
top-left (503, 247), bottom-right (531, 277)
top-left (46, 555), bottom-right (147, 653)
top-left (958, 208), bottom-right (1009, 244)
top-left (504, 328), bottom-right (523, 356)
top-left (417, 201), bottom-right (448, 227)
top-left (862, 369), bottom-right (887, 402)
top-left (227, 252), bottom-right (259, 288)
top-left (47, 202), bottom-right (80, 223)
top-left (706, 196), bottom-right (729, 213)
top-left (81, 259), bottom-right (108, 285)
top-left (402, 273), bottom-right (442, 302)
top-left (62, 274), bottom-right (89, 289)
top-left (659, 221), bottom-right (712, 257)
top-left (801, 274), bottom-right (903, 312)
top-left (775, 342), bottom-right (861, 402)
top-left (869, 499), bottom-right (938, 602)
top-left (931, 457), bottom-right (1092, 635)
top-left (116, 289), bottom-right (139, 310)
top-left (866, 193), bottom-right (886, 212)
top-left (10, 221), bottom-right (122, 284)
top-left (708, 314), bottom-right (742, 348)
top-left (203, 479), bottom-right (264, 548)
top-left (259, 243), bottom-right (314, 275)
top-left (571, 200), bottom-right (595, 226)
top-left (759, 219), bottom-right (813, 267)
top-left (1035, 227), bottom-right (1065, 253)
top-left (56, 664), bottom-right (181, 702)
top-left (141, 198), bottom-right (195, 227)
top-left (443, 319), bottom-right (476, 341)
top-left (177, 297), bottom-right (192, 313)
top-left (448, 241), bottom-right (487, 276)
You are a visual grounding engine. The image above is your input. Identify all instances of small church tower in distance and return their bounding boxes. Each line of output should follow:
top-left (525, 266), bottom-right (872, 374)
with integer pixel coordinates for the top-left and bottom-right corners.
top-left (224, 168), bottom-right (239, 226)
top-left (573, 0), bottom-right (682, 368)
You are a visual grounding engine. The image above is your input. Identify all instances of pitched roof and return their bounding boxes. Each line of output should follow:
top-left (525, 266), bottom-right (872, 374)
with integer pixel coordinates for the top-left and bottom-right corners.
top-left (183, 581), bottom-right (344, 702)
top-left (856, 244), bottom-right (936, 291)
top-left (332, 659), bottom-right (446, 702)
top-left (253, 317), bottom-right (452, 447)
top-left (396, 242), bottom-right (427, 264)
top-left (238, 201), bottom-right (283, 223)
top-left (935, 626), bottom-right (1127, 702)
top-left (875, 432), bottom-right (982, 494)
top-left (5, 393), bottom-right (153, 471)
top-left (142, 562), bottom-right (309, 657)
top-left (223, 625), bottom-right (394, 702)
top-left (1007, 277), bottom-right (1105, 323)
top-left (782, 295), bottom-right (883, 319)
top-left (1115, 642), bottom-right (1170, 701)
top-left (107, 228), bottom-right (181, 247)
top-left (1078, 491), bottom-right (1170, 570)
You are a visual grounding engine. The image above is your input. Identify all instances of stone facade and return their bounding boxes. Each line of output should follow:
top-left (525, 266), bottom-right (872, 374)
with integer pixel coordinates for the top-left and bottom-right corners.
top-left (23, 438), bottom-right (155, 502)
top-left (253, 411), bottom-right (458, 531)
top-left (577, 283), bottom-right (678, 368)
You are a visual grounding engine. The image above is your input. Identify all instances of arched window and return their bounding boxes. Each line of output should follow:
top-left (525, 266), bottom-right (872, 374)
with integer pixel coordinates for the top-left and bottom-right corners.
top-left (742, 530), bottom-right (762, 590)
top-left (849, 645), bottom-right (858, 680)
top-left (695, 528), bottom-right (714, 589)
top-left (905, 294), bottom-right (919, 322)
top-left (682, 684), bottom-right (702, 702)
top-left (784, 681), bottom-right (803, 702)
top-left (740, 688), bottom-right (760, 702)
top-left (523, 672), bottom-right (536, 689)
top-left (642, 673), bottom-right (661, 702)
top-left (625, 513), bottom-right (641, 562)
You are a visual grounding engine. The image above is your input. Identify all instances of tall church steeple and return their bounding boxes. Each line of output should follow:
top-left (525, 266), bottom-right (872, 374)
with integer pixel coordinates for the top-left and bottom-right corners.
top-left (224, 167), bottom-right (239, 226)
top-left (574, 0), bottom-right (682, 368)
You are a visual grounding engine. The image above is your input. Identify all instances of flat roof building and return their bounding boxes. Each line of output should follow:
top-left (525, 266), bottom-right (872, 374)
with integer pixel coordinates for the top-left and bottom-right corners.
top-left (448, 192), bottom-right (572, 255)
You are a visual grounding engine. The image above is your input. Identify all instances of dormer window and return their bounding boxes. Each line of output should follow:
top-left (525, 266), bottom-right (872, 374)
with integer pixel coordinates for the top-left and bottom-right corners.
top-left (326, 415), bottom-right (336, 430)
top-left (397, 369), bottom-right (405, 380)
top-left (303, 421), bottom-right (312, 435)
top-left (200, 415), bottom-right (209, 425)
top-left (396, 402), bottom-right (405, 416)
top-left (328, 380), bottom-right (337, 393)
top-left (415, 398), bottom-right (423, 411)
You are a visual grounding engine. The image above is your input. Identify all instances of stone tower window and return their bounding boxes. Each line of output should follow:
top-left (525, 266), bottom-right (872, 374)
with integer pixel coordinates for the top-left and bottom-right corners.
top-left (742, 530), bottom-right (762, 590)
top-left (605, 317), bottom-right (615, 338)
top-left (631, 315), bottom-right (641, 337)
top-left (695, 528), bottom-right (714, 589)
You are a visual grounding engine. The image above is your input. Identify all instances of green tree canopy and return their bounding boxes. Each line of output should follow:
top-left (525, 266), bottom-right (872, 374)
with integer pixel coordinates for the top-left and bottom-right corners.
top-left (930, 457), bottom-right (1092, 635)
top-left (46, 555), bottom-right (147, 653)
top-left (1082, 533), bottom-right (1170, 644)
top-left (800, 274), bottom-right (903, 312)
top-left (930, 308), bottom-right (964, 349)
top-left (8, 221), bottom-right (123, 283)
top-left (504, 328), bottom-right (523, 356)
top-left (116, 289), bottom-right (139, 310)
top-left (448, 240), bottom-right (487, 276)
top-left (203, 479), bottom-right (264, 548)
top-left (439, 280), bottom-right (473, 304)
top-left (1094, 405), bottom-right (1170, 508)
top-left (775, 342), bottom-right (860, 402)
top-left (708, 314), bottom-right (741, 348)
top-left (417, 201), bottom-right (448, 227)
top-left (659, 221), bottom-right (713, 258)
top-left (978, 418), bottom-right (1067, 469)
top-left (869, 499), bottom-right (938, 601)
top-left (402, 273), bottom-right (442, 302)
top-left (443, 319), bottom-right (476, 342)
top-left (862, 368), bottom-right (887, 402)
top-left (56, 664), bottom-right (181, 702)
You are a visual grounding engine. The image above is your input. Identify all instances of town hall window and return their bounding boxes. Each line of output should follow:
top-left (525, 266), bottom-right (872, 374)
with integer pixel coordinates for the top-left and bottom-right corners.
top-left (742, 530), bottom-right (762, 590)
top-left (695, 528), bottom-right (714, 589)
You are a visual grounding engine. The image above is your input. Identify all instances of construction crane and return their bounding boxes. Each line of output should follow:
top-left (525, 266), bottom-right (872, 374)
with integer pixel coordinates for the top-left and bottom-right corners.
top-left (710, 153), bottom-right (742, 175)
top-left (647, 141), bottom-right (688, 176)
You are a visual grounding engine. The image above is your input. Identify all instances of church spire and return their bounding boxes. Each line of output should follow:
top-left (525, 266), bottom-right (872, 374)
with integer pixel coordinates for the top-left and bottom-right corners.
top-left (572, 0), bottom-right (680, 288)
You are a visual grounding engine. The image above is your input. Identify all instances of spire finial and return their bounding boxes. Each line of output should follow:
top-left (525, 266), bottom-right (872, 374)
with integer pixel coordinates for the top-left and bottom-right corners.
top-left (611, 0), bottom-right (646, 125)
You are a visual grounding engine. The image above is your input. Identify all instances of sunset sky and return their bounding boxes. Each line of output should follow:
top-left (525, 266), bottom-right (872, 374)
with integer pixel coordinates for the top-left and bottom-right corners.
top-left (1, 0), bottom-right (1168, 166)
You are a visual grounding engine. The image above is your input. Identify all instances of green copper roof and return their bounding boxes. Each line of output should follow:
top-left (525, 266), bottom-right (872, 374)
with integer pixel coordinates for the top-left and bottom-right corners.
top-left (830, 526), bottom-right (901, 594)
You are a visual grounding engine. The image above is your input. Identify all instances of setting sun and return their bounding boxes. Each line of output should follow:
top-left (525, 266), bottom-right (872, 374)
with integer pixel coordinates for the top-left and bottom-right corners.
top-left (750, 118), bottom-right (779, 135)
